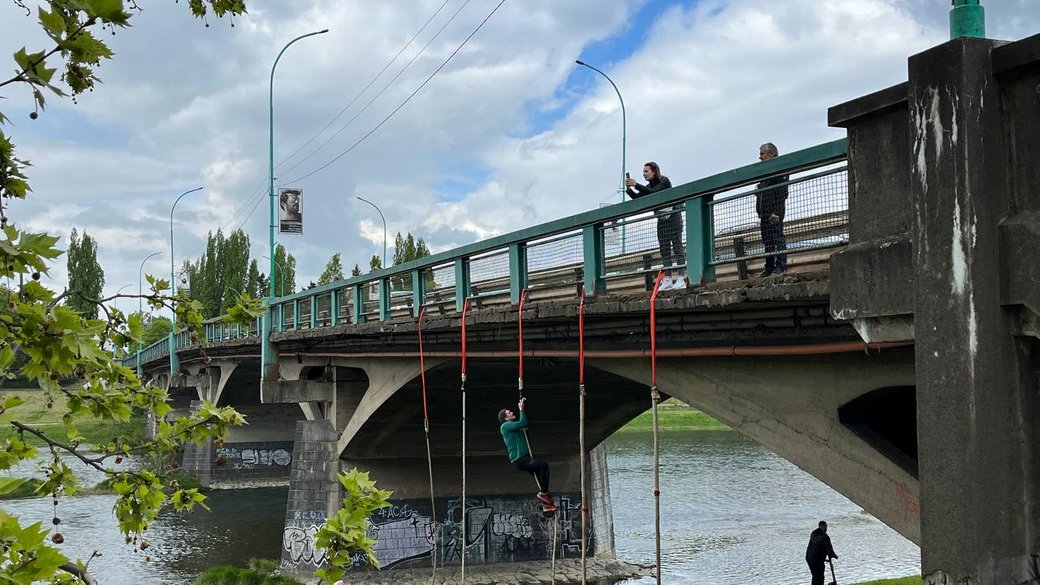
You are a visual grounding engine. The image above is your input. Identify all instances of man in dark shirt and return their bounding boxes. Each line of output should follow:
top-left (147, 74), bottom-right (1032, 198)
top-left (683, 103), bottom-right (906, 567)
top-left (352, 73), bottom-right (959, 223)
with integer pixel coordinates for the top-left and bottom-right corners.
top-left (805, 520), bottom-right (838, 585)
top-left (498, 398), bottom-right (557, 512)
top-left (756, 143), bottom-right (788, 277)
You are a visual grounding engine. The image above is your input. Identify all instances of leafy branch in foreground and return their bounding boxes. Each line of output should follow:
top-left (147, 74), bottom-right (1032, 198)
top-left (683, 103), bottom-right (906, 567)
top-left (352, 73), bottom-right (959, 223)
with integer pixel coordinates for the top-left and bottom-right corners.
top-left (314, 468), bottom-right (393, 584)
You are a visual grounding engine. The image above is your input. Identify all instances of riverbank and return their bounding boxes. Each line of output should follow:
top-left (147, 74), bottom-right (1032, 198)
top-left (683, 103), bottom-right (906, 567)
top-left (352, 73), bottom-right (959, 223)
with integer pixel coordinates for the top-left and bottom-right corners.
top-left (617, 400), bottom-right (729, 432)
top-left (849, 578), bottom-right (921, 585)
top-left (342, 558), bottom-right (654, 585)
top-left (0, 388), bottom-right (145, 445)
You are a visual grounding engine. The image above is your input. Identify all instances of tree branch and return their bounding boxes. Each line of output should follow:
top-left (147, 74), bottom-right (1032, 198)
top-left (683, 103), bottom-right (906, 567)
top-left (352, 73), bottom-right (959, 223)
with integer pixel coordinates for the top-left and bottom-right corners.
top-left (59, 562), bottom-right (98, 585)
top-left (0, 17), bottom-right (97, 92)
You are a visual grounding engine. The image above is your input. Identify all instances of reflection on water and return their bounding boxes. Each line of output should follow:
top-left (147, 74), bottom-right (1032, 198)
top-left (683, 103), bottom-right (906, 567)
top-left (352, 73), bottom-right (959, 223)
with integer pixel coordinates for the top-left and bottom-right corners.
top-left (608, 430), bottom-right (920, 585)
top-left (0, 430), bottom-right (919, 584)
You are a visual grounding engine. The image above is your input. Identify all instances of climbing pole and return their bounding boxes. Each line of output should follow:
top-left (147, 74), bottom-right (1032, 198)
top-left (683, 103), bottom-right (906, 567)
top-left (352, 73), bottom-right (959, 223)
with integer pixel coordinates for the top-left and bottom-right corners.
top-left (460, 298), bottom-right (470, 584)
top-left (416, 306), bottom-right (438, 582)
top-left (578, 286), bottom-right (588, 585)
top-left (649, 270), bottom-right (665, 585)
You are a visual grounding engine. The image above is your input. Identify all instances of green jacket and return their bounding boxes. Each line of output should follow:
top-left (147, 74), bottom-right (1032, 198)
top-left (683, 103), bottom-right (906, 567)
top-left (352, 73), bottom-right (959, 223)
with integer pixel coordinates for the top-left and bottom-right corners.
top-left (500, 411), bottom-right (530, 462)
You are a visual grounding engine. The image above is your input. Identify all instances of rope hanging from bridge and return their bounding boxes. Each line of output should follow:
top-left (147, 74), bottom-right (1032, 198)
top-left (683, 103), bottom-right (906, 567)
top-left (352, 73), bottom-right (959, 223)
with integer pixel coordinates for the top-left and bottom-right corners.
top-left (416, 306), bottom-right (438, 584)
top-left (578, 286), bottom-right (589, 585)
top-left (460, 297), bottom-right (470, 584)
top-left (649, 270), bottom-right (666, 585)
top-left (518, 290), bottom-right (559, 585)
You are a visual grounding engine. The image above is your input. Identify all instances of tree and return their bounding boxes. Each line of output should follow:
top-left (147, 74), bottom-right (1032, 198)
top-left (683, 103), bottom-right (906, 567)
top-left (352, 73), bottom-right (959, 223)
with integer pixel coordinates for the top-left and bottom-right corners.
top-left (369, 254), bottom-right (382, 272)
top-left (318, 252), bottom-right (344, 286)
top-left (390, 231), bottom-right (431, 290)
top-left (66, 228), bottom-right (105, 318)
top-left (351, 263), bottom-right (361, 277)
top-left (272, 243), bottom-right (296, 296)
top-left (0, 4), bottom-right (374, 583)
top-left (181, 229), bottom-right (251, 318)
top-left (140, 315), bottom-right (173, 347)
top-left (246, 259), bottom-right (261, 299)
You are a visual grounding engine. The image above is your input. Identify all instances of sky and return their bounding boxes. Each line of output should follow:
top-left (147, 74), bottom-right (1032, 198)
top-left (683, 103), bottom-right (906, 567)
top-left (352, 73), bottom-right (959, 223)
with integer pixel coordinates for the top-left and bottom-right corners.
top-left (1, 0), bottom-right (1038, 312)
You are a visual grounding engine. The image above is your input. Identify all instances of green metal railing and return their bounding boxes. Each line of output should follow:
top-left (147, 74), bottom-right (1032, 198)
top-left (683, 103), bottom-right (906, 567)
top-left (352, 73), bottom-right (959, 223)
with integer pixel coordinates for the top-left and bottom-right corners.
top-left (131, 138), bottom-right (848, 366)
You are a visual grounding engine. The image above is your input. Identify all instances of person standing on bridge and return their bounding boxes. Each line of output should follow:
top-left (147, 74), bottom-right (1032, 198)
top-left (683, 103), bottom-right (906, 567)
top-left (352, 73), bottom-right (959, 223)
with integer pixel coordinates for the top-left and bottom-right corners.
top-left (626, 161), bottom-right (686, 290)
top-left (805, 520), bottom-right (838, 585)
top-left (498, 397), bottom-right (557, 512)
top-left (756, 142), bottom-right (789, 277)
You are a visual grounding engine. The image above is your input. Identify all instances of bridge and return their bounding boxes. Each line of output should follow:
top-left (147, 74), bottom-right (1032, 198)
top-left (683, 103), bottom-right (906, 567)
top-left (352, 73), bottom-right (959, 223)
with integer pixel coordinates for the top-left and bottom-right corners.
top-left (133, 30), bottom-right (1040, 585)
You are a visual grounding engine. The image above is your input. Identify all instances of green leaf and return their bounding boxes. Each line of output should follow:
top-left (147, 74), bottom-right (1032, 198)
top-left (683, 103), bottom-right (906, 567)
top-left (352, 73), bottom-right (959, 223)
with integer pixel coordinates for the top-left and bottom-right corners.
top-left (0, 477), bottom-right (28, 495)
top-left (38, 7), bottom-right (66, 37)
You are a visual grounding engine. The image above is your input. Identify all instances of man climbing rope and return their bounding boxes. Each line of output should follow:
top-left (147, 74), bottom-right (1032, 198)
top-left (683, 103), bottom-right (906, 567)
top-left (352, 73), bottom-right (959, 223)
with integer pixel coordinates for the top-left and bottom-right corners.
top-left (498, 397), bottom-right (557, 512)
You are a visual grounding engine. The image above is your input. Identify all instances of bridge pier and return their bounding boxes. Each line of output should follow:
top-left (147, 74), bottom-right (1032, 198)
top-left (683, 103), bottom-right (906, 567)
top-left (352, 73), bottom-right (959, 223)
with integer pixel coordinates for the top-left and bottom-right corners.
top-left (831, 33), bottom-right (1040, 584)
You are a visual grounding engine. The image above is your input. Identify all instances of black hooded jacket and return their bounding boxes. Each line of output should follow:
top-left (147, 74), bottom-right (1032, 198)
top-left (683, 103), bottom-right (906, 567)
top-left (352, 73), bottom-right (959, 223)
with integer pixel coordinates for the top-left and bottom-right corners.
top-left (805, 527), bottom-right (837, 564)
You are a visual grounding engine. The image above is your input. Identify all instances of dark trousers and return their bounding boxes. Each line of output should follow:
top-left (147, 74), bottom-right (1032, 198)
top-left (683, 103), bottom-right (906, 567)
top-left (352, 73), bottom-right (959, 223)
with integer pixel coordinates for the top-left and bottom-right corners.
top-left (657, 214), bottom-right (685, 268)
top-left (808, 560), bottom-right (826, 585)
top-left (514, 454), bottom-right (550, 492)
top-left (760, 218), bottom-right (787, 272)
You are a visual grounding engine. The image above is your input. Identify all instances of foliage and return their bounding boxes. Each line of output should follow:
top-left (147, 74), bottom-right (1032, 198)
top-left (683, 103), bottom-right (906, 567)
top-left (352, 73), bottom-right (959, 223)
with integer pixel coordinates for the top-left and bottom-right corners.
top-left (272, 243), bottom-right (296, 296)
top-left (368, 255), bottom-right (381, 272)
top-left (181, 229), bottom-right (252, 318)
top-left (390, 231), bottom-right (431, 291)
top-left (246, 259), bottom-right (261, 299)
top-left (65, 228), bottom-right (105, 318)
top-left (140, 315), bottom-right (173, 347)
top-left (350, 263), bottom-right (361, 277)
top-left (0, 1), bottom-right (253, 583)
top-left (194, 563), bottom-right (302, 585)
top-left (0, 389), bottom-right (144, 446)
top-left (314, 468), bottom-right (392, 583)
top-left (317, 252), bottom-right (344, 286)
top-left (619, 402), bottom-right (729, 433)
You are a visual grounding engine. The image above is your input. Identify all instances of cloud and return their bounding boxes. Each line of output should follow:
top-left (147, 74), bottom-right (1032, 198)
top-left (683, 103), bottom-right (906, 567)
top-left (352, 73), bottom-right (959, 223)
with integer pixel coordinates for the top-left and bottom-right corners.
top-left (0, 0), bottom-right (1036, 304)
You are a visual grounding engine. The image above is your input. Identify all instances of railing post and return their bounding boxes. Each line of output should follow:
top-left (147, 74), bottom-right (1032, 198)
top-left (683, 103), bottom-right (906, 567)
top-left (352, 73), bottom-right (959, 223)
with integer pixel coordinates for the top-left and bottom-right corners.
top-left (292, 299), bottom-right (301, 330)
top-left (509, 243), bottom-right (527, 304)
top-left (310, 294), bottom-right (318, 329)
top-left (330, 290), bottom-right (340, 326)
top-left (454, 258), bottom-right (470, 312)
top-left (685, 197), bottom-right (715, 284)
top-left (277, 303), bottom-right (285, 333)
top-left (352, 283), bottom-right (363, 324)
top-left (582, 225), bottom-right (605, 296)
top-left (411, 269), bottom-right (425, 316)
top-left (379, 277), bottom-right (391, 321)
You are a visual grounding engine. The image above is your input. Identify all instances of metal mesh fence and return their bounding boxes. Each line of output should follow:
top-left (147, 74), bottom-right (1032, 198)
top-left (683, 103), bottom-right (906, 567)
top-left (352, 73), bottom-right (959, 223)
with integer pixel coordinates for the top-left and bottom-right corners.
top-left (526, 231), bottom-right (583, 291)
top-left (603, 207), bottom-right (687, 278)
top-left (389, 272), bottom-right (414, 315)
top-left (316, 292), bottom-right (332, 327)
top-left (423, 263), bottom-right (456, 313)
top-left (361, 279), bottom-right (381, 322)
top-left (337, 287), bottom-right (353, 324)
top-left (710, 165), bottom-right (848, 264)
top-left (469, 249), bottom-right (509, 301)
top-left (281, 303), bottom-right (294, 331)
top-left (300, 297), bottom-right (313, 330)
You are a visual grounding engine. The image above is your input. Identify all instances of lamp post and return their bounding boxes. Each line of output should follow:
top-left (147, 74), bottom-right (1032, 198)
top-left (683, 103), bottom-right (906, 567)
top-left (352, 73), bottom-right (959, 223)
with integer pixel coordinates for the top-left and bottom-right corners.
top-left (950, 0), bottom-right (985, 39)
top-left (169, 186), bottom-right (203, 379)
top-left (576, 59), bottom-right (627, 250)
top-left (356, 196), bottom-right (387, 268)
top-left (264, 29), bottom-right (329, 385)
top-left (262, 255), bottom-right (288, 297)
top-left (268, 29), bottom-right (328, 298)
top-left (137, 251), bottom-right (161, 377)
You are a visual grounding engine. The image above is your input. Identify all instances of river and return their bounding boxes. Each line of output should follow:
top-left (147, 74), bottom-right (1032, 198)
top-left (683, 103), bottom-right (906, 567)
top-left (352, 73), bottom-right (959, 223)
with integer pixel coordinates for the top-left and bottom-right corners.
top-left (0, 430), bottom-right (918, 584)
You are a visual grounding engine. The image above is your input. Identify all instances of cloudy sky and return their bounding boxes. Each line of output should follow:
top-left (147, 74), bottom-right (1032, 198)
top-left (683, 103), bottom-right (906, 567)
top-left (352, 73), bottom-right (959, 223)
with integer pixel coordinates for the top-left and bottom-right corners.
top-left (1, 0), bottom-right (1037, 310)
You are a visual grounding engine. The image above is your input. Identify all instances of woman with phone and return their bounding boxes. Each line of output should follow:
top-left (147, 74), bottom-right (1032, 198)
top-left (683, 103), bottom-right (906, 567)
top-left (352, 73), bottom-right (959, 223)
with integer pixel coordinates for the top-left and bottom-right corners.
top-left (626, 161), bottom-right (686, 290)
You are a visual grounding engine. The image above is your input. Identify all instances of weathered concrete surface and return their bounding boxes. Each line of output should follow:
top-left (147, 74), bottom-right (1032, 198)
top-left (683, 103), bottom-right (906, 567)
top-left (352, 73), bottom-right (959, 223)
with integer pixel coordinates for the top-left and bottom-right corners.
top-left (597, 350), bottom-right (920, 544)
top-left (340, 558), bottom-right (653, 585)
top-left (281, 420), bottom-right (341, 578)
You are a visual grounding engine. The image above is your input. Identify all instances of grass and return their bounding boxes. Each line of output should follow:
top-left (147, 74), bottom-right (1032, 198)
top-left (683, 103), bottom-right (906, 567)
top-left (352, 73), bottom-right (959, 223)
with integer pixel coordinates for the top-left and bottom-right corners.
top-left (848, 577), bottom-right (921, 585)
top-left (0, 388), bottom-right (146, 447)
top-left (618, 399), bottom-right (730, 432)
top-left (195, 559), bottom-right (302, 584)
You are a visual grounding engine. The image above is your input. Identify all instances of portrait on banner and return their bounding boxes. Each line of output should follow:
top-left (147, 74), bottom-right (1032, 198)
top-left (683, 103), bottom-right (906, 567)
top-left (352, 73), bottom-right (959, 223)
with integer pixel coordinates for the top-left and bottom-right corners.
top-left (278, 188), bottom-right (303, 234)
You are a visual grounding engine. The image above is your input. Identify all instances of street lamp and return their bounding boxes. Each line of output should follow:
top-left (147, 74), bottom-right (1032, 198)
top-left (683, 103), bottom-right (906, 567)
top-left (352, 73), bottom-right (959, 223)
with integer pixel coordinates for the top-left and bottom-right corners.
top-left (262, 255), bottom-right (288, 297)
top-left (268, 28), bottom-right (329, 298)
top-left (169, 186), bottom-right (203, 379)
top-left (356, 195), bottom-right (386, 269)
top-left (575, 59), bottom-right (627, 205)
top-left (137, 251), bottom-right (161, 377)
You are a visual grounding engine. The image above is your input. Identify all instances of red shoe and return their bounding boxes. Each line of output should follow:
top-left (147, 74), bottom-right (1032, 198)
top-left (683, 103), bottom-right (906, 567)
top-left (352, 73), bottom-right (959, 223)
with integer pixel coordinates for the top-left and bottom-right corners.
top-left (542, 503), bottom-right (558, 513)
top-left (536, 492), bottom-right (554, 506)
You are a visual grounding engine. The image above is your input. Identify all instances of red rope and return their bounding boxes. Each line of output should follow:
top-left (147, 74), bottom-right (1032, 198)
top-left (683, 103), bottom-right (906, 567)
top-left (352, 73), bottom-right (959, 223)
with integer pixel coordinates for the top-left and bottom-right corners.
top-left (461, 298), bottom-right (470, 377)
top-left (578, 286), bottom-right (586, 385)
top-left (418, 306), bottom-right (429, 422)
top-left (649, 270), bottom-right (665, 386)
top-left (518, 289), bottom-right (528, 395)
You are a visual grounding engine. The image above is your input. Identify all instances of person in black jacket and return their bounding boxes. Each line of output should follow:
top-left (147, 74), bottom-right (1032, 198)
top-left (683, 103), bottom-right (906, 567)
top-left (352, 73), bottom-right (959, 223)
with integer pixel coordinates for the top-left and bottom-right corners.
top-left (756, 143), bottom-right (788, 277)
top-left (626, 161), bottom-right (686, 290)
top-left (805, 520), bottom-right (838, 585)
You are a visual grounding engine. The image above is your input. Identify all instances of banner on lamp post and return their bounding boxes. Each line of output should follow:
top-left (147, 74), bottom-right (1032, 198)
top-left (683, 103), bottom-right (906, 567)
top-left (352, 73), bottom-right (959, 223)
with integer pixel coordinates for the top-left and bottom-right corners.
top-left (278, 188), bottom-right (303, 234)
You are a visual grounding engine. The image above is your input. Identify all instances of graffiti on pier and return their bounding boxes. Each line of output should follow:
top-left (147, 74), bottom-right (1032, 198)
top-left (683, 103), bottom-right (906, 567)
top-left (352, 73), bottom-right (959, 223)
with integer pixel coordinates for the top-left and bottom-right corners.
top-left (216, 442), bottom-right (292, 471)
top-left (281, 511), bottom-right (327, 572)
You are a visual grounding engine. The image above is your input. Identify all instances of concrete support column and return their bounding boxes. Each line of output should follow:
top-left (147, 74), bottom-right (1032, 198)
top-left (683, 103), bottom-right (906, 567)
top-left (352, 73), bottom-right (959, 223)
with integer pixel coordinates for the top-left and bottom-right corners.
top-left (180, 400), bottom-right (214, 485)
top-left (279, 420), bottom-right (341, 577)
top-left (909, 37), bottom-right (1040, 584)
top-left (588, 443), bottom-right (615, 558)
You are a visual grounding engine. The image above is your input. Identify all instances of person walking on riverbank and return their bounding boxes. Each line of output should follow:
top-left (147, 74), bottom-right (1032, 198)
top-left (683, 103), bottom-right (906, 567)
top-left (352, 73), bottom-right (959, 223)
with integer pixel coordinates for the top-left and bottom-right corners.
top-left (806, 520), bottom-right (838, 585)
top-left (498, 397), bottom-right (557, 512)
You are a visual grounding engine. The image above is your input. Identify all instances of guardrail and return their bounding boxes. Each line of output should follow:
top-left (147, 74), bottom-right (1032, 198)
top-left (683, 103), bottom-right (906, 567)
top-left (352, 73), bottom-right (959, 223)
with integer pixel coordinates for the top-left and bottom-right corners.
top-left (132, 138), bottom-right (848, 366)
